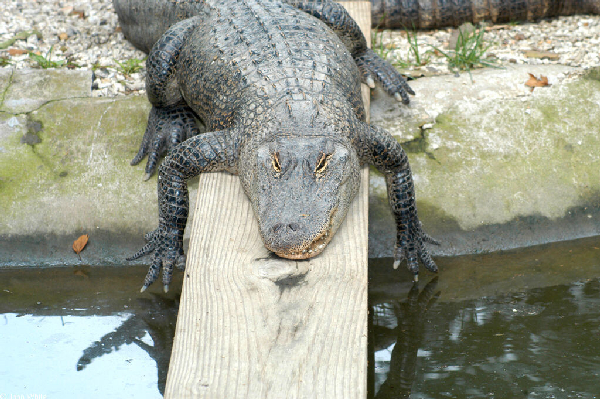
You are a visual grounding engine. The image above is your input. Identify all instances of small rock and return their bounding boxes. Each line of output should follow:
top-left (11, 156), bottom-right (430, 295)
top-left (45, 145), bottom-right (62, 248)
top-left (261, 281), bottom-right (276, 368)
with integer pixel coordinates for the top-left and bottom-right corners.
top-left (523, 50), bottom-right (561, 60)
top-left (26, 34), bottom-right (38, 46)
top-left (448, 22), bottom-right (476, 49)
top-left (59, 32), bottom-right (68, 41)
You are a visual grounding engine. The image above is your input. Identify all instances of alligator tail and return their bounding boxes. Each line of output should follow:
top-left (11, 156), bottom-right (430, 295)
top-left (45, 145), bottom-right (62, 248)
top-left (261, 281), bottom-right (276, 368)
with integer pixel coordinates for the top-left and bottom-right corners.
top-left (370, 0), bottom-right (597, 29)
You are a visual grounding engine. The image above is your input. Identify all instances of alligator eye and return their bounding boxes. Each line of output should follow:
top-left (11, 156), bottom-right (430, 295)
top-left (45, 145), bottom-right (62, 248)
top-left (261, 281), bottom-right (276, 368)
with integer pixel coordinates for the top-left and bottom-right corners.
top-left (271, 152), bottom-right (281, 174)
top-left (315, 152), bottom-right (331, 177)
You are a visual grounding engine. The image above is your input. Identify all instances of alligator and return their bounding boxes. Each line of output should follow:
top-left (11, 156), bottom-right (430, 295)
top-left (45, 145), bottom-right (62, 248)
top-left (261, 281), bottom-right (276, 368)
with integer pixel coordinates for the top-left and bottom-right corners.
top-left (113, 0), bottom-right (600, 53)
top-left (370, 0), bottom-right (599, 29)
top-left (114, 0), bottom-right (438, 292)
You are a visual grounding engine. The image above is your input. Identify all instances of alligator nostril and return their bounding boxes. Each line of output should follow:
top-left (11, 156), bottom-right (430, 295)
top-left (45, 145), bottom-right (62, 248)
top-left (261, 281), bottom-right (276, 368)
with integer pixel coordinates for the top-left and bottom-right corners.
top-left (288, 223), bottom-right (300, 232)
top-left (271, 223), bottom-right (301, 234)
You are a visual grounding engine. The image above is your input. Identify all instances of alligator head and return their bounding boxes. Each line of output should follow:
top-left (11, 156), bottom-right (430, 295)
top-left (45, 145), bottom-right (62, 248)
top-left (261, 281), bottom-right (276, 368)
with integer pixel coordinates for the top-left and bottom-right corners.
top-left (246, 136), bottom-right (360, 259)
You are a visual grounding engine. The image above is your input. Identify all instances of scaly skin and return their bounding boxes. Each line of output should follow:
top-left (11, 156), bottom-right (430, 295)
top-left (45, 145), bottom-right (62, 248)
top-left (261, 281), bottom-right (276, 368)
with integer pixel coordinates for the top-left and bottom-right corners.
top-left (116, 0), bottom-right (437, 292)
top-left (113, 0), bottom-right (600, 44)
top-left (369, 0), bottom-right (599, 29)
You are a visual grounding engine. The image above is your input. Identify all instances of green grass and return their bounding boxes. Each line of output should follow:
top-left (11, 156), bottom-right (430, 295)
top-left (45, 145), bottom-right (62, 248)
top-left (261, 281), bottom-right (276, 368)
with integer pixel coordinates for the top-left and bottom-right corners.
top-left (0, 30), bottom-right (42, 50)
top-left (28, 46), bottom-right (65, 69)
top-left (371, 25), bottom-right (431, 68)
top-left (113, 58), bottom-right (146, 76)
top-left (431, 25), bottom-right (499, 77)
top-left (404, 26), bottom-right (431, 67)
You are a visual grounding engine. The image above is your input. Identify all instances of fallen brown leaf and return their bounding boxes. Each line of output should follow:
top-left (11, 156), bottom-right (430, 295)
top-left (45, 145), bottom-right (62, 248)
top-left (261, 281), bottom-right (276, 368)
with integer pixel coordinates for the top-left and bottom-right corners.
top-left (73, 234), bottom-right (89, 254)
top-left (8, 48), bottom-right (27, 56)
top-left (524, 73), bottom-right (550, 91)
top-left (69, 9), bottom-right (85, 19)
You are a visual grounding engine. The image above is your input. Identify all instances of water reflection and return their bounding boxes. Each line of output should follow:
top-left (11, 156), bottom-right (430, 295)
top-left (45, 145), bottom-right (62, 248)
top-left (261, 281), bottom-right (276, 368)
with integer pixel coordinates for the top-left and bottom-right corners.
top-left (371, 278), bottom-right (600, 398)
top-left (372, 278), bottom-right (440, 398)
top-left (76, 294), bottom-right (179, 395)
top-left (1, 238), bottom-right (599, 397)
top-left (0, 266), bottom-right (180, 398)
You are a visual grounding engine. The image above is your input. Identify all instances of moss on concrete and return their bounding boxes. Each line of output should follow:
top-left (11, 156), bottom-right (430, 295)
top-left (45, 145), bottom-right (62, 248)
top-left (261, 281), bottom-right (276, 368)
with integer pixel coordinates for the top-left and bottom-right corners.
top-left (415, 77), bottom-right (600, 229)
top-left (0, 69), bottom-right (92, 114)
top-left (0, 96), bottom-right (157, 236)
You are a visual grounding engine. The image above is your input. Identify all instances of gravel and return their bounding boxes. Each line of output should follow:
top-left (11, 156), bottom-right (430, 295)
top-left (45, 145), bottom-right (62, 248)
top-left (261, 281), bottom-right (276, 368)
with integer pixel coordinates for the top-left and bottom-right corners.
top-left (1, 0), bottom-right (599, 97)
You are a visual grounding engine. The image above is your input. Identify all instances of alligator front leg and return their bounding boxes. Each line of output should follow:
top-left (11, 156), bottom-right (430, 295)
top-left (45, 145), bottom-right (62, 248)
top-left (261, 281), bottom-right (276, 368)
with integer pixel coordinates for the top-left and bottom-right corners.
top-left (131, 16), bottom-right (203, 178)
top-left (285, 0), bottom-right (414, 103)
top-left (128, 129), bottom-right (239, 292)
top-left (131, 106), bottom-right (200, 180)
top-left (357, 124), bottom-right (438, 281)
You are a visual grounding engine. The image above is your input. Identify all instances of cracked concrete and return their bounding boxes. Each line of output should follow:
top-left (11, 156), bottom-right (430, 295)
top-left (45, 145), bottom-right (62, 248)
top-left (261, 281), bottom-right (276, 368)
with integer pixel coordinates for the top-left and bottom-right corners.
top-left (0, 66), bottom-right (599, 267)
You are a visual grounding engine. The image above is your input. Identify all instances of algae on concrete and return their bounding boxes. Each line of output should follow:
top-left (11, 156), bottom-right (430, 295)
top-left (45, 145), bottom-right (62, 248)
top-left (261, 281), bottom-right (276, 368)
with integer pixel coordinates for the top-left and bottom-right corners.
top-left (369, 65), bottom-right (600, 257)
top-left (1, 66), bottom-right (599, 266)
top-left (0, 68), bottom-right (92, 114)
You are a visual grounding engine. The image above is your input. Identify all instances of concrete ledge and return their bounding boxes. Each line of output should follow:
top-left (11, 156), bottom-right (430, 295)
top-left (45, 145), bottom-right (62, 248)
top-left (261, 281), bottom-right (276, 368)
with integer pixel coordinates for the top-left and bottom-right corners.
top-left (370, 65), bottom-right (600, 257)
top-left (1, 66), bottom-right (599, 267)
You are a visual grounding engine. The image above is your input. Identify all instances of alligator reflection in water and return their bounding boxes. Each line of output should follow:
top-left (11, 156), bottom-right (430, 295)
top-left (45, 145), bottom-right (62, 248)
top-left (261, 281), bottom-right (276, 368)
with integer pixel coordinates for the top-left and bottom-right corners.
top-left (76, 294), bottom-right (179, 396)
top-left (371, 278), bottom-right (440, 398)
top-left (371, 277), bottom-right (600, 398)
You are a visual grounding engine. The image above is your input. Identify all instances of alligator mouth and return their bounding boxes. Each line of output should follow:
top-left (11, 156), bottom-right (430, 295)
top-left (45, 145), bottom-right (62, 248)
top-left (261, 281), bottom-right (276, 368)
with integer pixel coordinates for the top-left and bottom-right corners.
top-left (268, 207), bottom-right (338, 260)
top-left (273, 228), bottom-right (333, 259)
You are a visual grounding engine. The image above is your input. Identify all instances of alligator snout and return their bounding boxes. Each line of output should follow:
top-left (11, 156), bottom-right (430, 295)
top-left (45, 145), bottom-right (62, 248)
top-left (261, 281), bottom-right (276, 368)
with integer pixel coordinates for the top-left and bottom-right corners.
top-left (264, 219), bottom-right (332, 260)
top-left (271, 222), bottom-right (301, 234)
top-left (267, 221), bottom-right (310, 255)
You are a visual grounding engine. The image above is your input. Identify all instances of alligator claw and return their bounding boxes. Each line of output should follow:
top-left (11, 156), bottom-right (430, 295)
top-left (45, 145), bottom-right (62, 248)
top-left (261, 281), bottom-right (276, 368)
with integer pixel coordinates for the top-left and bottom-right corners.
top-left (355, 48), bottom-right (414, 104)
top-left (129, 226), bottom-right (185, 292)
top-left (132, 105), bottom-right (199, 179)
top-left (366, 76), bottom-right (375, 88)
top-left (393, 222), bottom-right (439, 278)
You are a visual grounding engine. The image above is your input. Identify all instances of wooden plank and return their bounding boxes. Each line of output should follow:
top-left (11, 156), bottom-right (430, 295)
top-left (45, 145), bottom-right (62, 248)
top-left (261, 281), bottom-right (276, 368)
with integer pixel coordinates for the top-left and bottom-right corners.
top-left (165, 3), bottom-right (371, 398)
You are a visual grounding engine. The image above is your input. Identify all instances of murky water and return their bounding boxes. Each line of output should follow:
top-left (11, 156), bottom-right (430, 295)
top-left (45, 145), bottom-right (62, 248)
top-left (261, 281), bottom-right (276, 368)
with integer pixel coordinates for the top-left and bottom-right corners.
top-left (1, 237), bottom-right (599, 398)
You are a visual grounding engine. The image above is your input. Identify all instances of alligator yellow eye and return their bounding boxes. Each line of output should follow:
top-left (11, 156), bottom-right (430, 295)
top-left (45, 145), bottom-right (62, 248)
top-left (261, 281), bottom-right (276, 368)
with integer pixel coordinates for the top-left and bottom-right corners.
top-left (315, 152), bottom-right (331, 176)
top-left (271, 152), bottom-right (281, 173)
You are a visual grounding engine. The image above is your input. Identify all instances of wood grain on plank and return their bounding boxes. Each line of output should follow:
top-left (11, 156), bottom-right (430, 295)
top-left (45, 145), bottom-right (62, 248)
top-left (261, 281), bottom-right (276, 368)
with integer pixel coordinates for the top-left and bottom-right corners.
top-left (165, 3), bottom-right (371, 398)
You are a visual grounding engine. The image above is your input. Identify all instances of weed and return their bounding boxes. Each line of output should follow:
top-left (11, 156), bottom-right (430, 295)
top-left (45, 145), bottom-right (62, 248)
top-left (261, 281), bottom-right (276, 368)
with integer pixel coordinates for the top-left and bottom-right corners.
top-left (432, 25), bottom-right (499, 78)
top-left (0, 57), bottom-right (11, 67)
top-left (113, 58), bottom-right (146, 76)
top-left (28, 46), bottom-right (65, 68)
top-left (372, 23), bottom-right (431, 68)
top-left (0, 30), bottom-right (42, 50)
top-left (92, 63), bottom-right (110, 71)
top-left (404, 26), bottom-right (431, 66)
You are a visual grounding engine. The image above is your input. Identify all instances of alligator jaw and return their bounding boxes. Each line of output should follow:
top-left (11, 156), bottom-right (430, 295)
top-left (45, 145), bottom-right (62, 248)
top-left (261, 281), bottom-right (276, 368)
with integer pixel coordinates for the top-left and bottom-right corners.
top-left (266, 207), bottom-right (339, 260)
top-left (272, 228), bottom-right (333, 260)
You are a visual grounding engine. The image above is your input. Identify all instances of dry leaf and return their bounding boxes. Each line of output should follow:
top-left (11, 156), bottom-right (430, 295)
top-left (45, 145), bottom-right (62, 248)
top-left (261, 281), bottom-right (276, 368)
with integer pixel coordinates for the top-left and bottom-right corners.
top-left (524, 73), bottom-right (550, 91)
top-left (8, 48), bottom-right (27, 56)
top-left (69, 9), bottom-right (85, 19)
top-left (73, 234), bottom-right (89, 254)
